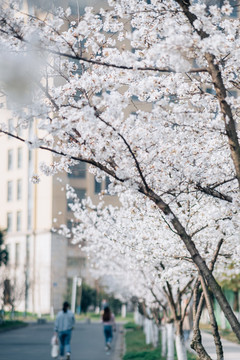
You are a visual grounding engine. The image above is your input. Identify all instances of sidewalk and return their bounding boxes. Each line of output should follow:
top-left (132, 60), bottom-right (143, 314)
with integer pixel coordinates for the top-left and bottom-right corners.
top-left (187, 331), bottom-right (240, 360)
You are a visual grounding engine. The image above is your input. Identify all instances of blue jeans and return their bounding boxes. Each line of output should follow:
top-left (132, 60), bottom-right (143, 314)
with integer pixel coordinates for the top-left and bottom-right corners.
top-left (104, 325), bottom-right (113, 345)
top-left (58, 329), bottom-right (72, 356)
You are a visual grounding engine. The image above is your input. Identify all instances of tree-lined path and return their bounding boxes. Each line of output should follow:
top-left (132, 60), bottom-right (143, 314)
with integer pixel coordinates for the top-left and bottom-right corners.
top-left (0, 321), bottom-right (122, 360)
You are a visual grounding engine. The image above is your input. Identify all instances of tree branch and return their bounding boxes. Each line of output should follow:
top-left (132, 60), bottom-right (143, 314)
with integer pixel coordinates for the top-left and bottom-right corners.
top-left (0, 130), bottom-right (124, 182)
top-left (175, 0), bottom-right (240, 190)
top-left (195, 183), bottom-right (233, 203)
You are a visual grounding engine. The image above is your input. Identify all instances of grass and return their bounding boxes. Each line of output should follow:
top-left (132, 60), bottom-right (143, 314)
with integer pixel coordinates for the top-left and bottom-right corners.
top-left (2, 311), bottom-right (38, 321)
top-left (123, 322), bottom-right (197, 360)
top-left (200, 323), bottom-right (240, 344)
top-left (0, 320), bottom-right (28, 332)
top-left (123, 323), bottom-right (161, 360)
top-left (75, 311), bottom-right (134, 323)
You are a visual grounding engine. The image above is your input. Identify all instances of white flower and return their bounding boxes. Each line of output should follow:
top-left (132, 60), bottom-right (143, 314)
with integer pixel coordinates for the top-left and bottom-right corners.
top-left (221, 4), bottom-right (233, 16)
top-left (31, 174), bottom-right (41, 184)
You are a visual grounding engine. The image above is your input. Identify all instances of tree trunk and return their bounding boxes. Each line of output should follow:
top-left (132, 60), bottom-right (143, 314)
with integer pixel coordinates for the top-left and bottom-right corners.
top-left (152, 322), bottom-right (159, 348)
top-left (145, 318), bottom-right (151, 345)
top-left (161, 324), bottom-right (167, 358)
top-left (175, 322), bottom-right (188, 360)
top-left (191, 281), bottom-right (212, 360)
top-left (200, 276), bottom-right (224, 360)
top-left (191, 328), bottom-right (212, 360)
top-left (121, 303), bottom-right (126, 318)
top-left (166, 322), bottom-right (175, 360)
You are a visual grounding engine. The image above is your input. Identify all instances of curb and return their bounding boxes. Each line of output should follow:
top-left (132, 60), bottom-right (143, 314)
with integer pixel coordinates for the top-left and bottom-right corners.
top-left (113, 324), bottom-right (125, 360)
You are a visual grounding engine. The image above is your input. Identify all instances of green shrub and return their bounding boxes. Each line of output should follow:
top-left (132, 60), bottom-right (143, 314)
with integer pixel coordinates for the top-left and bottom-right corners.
top-left (124, 322), bottom-right (140, 330)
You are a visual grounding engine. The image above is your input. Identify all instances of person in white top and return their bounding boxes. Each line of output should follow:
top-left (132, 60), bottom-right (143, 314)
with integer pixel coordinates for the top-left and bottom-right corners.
top-left (54, 302), bottom-right (75, 360)
top-left (102, 306), bottom-right (116, 351)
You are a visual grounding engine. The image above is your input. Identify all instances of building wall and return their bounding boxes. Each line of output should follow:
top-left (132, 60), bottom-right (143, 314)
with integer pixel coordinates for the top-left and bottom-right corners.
top-left (51, 232), bottom-right (68, 313)
top-left (0, 0), bottom-right (120, 316)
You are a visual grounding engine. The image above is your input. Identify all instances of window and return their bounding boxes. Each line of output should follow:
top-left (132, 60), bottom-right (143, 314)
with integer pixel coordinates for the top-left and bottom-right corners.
top-left (7, 149), bottom-right (13, 170)
top-left (95, 177), bottom-right (111, 194)
top-left (75, 188), bottom-right (86, 200)
top-left (27, 210), bottom-right (32, 230)
top-left (67, 188), bottom-right (86, 211)
top-left (7, 213), bottom-right (13, 232)
top-left (94, 179), bottom-right (102, 194)
top-left (201, 0), bottom-right (238, 17)
top-left (67, 220), bottom-right (74, 231)
top-left (206, 87), bottom-right (216, 96)
top-left (16, 211), bottom-right (22, 232)
top-left (17, 179), bottom-right (22, 200)
top-left (68, 162), bottom-right (86, 178)
top-left (131, 95), bottom-right (139, 102)
top-left (105, 177), bottom-right (111, 192)
top-left (28, 149), bottom-right (32, 162)
top-left (7, 181), bottom-right (13, 201)
top-left (15, 243), bottom-right (20, 266)
top-left (17, 148), bottom-right (23, 168)
top-left (229, 0), bottom-right (238, 17)
top-left (67, 257), bottom-right (86, 268)
top-left (8, 119), bottom-right (14, 139)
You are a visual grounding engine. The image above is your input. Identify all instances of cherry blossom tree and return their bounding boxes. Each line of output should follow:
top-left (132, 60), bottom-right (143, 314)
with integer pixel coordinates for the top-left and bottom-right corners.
top-left (66, 189), bottom-right (230, 359)
top-left (0, 0), bottom-right (240, 342)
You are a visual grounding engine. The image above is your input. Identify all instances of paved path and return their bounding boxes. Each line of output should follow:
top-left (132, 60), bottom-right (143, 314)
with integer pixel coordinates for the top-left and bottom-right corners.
top-left (0, 321), bottom-right (123, 360)
top-left (201, 331), bottom-right (240, 360)
top-left (187, 331), bottom-right (240, 360)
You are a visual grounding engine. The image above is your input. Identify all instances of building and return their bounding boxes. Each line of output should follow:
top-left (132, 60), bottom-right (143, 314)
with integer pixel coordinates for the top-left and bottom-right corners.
top-left (0, 0), bottom-right (120, 316)
top-left (0, 108), bottom-right (120, 315)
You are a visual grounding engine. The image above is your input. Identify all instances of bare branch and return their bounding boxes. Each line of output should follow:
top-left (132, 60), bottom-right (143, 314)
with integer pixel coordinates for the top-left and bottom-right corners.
top-left (191, 225), bottom-right (209, 238)
top-left (195, 183), bottom-right (233, 203)
top-left (93, 108), bottom-right (150, 191)
top-left (211, 177), bottom-right (237, 190)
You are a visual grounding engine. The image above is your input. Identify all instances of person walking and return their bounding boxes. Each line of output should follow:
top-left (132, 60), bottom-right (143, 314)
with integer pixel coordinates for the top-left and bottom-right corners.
top-left (54, 301), bottom-right (75, 360)
top-left (102, 306), bottom-right (116, 351)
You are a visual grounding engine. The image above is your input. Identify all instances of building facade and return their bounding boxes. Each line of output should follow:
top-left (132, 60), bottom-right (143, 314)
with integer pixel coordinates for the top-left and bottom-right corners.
top-left (0, 113), bottom-right (119, 315)
top-left (0, 0), bottom-right (117, 316)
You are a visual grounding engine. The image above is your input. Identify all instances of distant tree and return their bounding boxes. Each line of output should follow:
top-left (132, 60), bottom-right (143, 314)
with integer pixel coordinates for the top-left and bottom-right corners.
top-left (108, 296), bottom-right (122, 316)
top-left (80, 283), bottom-right (97, 313)
top-left (0, 230), bottom-right (8, 267)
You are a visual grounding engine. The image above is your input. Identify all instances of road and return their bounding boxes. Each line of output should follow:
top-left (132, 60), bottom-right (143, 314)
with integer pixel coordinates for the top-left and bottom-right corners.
top-left (0, 321), bottom-right (123, 360)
